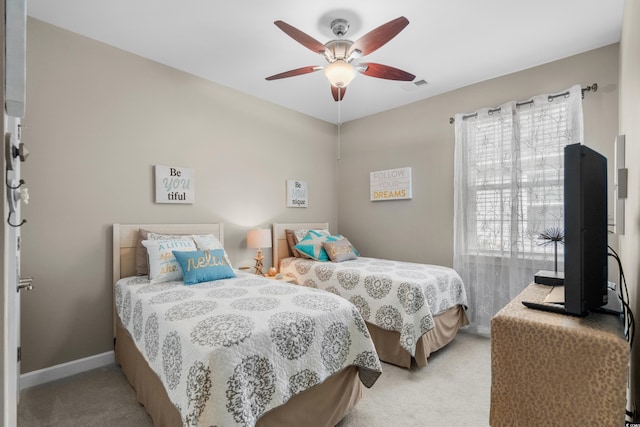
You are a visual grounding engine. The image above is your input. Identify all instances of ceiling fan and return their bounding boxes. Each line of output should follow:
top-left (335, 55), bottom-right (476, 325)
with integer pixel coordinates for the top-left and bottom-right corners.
top-left (265, 16), bottom-right (416, 101)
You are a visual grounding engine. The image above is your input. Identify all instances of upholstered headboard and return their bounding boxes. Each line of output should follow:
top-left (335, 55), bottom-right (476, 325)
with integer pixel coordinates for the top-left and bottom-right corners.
top-left (112, 223), bottom-right (223, 336)
top-left (272, 222), bottom-right (329, 271)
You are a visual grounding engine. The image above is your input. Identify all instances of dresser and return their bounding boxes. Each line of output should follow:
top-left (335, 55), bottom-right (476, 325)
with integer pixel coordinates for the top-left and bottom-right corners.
top-left (490, 283), bottom-right (628, 426)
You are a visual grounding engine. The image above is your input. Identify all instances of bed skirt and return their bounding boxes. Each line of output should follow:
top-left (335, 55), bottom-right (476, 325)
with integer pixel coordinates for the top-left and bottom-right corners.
top-left (367, 305), bottom-right (469, 368)
top-left (115, 319), bottom-right (363, 427)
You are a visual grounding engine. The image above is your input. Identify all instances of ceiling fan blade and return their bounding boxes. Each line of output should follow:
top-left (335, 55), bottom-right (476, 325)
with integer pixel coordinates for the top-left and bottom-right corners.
top-left (348, 16), bottom-right (409, 57)
top-left (265, 66), bottom-right (321, 81)
top-left (274, 20), bottom-right (327, 55)
top-left (357, 63), bottom-right (415, 81)
top-left (331, 85), bottom-right (347, 102)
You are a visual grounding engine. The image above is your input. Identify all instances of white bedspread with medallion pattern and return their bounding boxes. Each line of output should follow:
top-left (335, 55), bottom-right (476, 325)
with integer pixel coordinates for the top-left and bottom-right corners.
top-left (115, 271), bottom-right (382, 427)
top-left (280, 257), bottom-right (468, 356)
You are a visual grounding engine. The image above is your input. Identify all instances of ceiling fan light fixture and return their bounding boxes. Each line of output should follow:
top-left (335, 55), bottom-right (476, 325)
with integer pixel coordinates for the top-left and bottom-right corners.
top-left (269, 17), bottom-right (413, 101)
top-left (323, 60), bottom-right (356, 88)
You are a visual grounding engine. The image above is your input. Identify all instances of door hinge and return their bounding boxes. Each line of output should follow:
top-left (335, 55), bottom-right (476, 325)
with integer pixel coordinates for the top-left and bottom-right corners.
top-left (17, 346), bottom-right (21, 362)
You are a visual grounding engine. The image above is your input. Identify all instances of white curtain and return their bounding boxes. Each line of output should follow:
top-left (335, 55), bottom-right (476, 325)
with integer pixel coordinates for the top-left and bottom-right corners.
top-left (453, 85), bottom-right (584, 335)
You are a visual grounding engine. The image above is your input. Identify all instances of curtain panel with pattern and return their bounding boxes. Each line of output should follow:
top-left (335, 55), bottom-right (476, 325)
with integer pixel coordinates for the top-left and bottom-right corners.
top-left (453, 85), bottom-right (584, 335)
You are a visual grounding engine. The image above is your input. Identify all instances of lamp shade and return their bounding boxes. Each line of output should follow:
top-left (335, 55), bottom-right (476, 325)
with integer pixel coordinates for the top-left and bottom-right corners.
top-left (323, 60), bottom-right (356, 88)
top-left (247, 228), bottom-right (272, 249)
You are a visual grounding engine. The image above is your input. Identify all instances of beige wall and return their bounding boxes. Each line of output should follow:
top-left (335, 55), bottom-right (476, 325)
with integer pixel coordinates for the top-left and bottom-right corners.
top-left (20, 18), bottom-right (338, 373)
top-left (338, 44), bottom-right (620, 269)
top-left (619, 0), bottom-right (640, 416)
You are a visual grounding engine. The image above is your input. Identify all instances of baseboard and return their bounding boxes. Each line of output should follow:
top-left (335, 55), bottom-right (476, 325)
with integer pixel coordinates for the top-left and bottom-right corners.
top-left (20, 350), bottom-right (115, 390)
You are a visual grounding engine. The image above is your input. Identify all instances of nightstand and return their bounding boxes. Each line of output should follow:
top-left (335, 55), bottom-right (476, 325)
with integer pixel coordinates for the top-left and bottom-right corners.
top-left (262, 275), bottom-right (297, 284)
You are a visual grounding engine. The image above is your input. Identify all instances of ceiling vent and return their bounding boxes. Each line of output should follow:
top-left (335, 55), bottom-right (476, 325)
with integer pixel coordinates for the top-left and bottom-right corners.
top-left (401, 79), bottom-right (428, 91)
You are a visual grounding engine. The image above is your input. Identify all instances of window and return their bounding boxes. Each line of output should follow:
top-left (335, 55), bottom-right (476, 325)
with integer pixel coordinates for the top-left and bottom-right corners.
top-left (461, 97), bottom-right (576, 258)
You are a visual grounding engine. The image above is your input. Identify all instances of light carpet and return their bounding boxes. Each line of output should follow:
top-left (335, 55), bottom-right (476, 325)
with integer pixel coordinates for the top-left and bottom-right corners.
top-left (18, 331), bottom-right (491, 427)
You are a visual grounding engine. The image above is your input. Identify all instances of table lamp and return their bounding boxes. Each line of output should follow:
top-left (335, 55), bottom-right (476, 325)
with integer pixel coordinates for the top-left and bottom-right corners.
top-left (247, 228), bottom-right (272, 275)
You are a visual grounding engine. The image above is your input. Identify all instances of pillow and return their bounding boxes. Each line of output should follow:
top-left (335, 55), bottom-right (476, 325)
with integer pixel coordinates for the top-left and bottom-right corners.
top-left (191, 234), bottom-right (223, 250)
top-left (147, 232), bottom-right (193, 240)
top-left (141, 238), bottom-right (197, 284)
top-left (322, 238), bottom-right (358, 262)
top-left (292, 228), bottom-right (312, 244)
top-left (293, 228), bottom-right (329, 243)
top-left (192, 234), bottom-right (232, 267)
top-left (332, 234), bottom-right (360, 256)
top-left (172, 249), bottom-right (236, 285)
top-left (135, 229), bottom-right (151, 275)
top-left (135, 230), bottom-right (193, 276)
top-left (285, 230), bottom-right (303, 258)
top-left (294, 230), bottom-right (338, 262)
top-left (285, 228), bottom-right (330, 258)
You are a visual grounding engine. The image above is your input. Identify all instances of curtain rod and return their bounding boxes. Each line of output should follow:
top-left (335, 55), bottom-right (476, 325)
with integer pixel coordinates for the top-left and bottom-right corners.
top-left (448, 83), bottom-right (597, 124)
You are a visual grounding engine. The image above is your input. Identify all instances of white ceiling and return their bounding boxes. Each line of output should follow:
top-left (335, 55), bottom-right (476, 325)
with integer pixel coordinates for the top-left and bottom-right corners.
top-left (27, 0), bottom-right (624, 124)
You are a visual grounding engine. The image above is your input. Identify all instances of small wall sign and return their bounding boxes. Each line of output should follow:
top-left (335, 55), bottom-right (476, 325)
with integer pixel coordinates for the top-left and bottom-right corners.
top-left (155, 165), bottom-right (194, 204)
top-left (286, 180), bottom-right (308, 208)
top-left (370, 167), bottom-right (412, 201)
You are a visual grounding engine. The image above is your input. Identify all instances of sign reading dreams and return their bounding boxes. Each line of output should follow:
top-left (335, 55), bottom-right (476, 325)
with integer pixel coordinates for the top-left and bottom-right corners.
top-left (370, 167), bottom-right (412, 201)
top-left (155, 165), bottom-right (194, 204)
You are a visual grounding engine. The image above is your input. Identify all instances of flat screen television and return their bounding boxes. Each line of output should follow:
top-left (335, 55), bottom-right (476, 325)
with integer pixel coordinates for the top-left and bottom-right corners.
top-left (563, 143), bottom-right (608, 316)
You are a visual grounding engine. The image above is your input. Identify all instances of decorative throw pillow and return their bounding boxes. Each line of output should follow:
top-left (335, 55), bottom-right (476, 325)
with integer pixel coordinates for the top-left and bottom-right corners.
top-left (135, 230), bottom-right (193, 275)
top-left (292, 228), bottom-right (311, 244)
top-left (191, 234), bottom-right (232, 267)
top-left (142, 238), bottom-right (197, 284)
top-left (191, 234), bottom-right (223, 250)
top-left (135, 229), bottom-right (152, 275)
top-left (322, 238), bottom-right (358, 262)
top-left (172, 249), bottom-right (236, 285)
top-left (294, 230), bottom-right (338, 262)
top-left (285, 229), bottom-right (330, 258)
top-left (293, 228), bottom-right (329, 243)
top-left (285, 230), bottom-right (302, 257)
top-left (332, 234), bottom-right (360, 256)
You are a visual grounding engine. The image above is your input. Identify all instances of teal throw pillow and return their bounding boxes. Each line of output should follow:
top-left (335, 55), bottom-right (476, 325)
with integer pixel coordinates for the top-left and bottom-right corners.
top-left (294, 230), bottom-right (339, 261)
top-left (172, 249), bottom-right (236, 285)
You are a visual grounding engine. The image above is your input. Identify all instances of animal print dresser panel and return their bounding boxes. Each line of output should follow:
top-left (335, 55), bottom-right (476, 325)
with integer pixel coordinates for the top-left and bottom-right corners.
top-left (115, 271), bottom-right (382, 427)
top-left (490, 283), bottom-right (628, 426)
top-left (279, 257), bottom-right (468, 356)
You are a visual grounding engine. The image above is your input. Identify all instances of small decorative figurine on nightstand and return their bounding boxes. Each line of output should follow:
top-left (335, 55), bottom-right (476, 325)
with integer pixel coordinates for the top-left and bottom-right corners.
top-left (534, 227), bottom-right (565, 286)
top-left (538, 227), bottom-right (564, 272)
top-left (268, 266), bottom-right (277, 277)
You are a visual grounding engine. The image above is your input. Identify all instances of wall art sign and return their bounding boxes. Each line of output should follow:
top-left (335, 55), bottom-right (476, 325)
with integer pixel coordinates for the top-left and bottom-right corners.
top-left (155, 165), bottom-right (194, 204)
top-left (286, 180), bottom-right (308, 208)
top-left (370, 167), bottom-right (412, 201)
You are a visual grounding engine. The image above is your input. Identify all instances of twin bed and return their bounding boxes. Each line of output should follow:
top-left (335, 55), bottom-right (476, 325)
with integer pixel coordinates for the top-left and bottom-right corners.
top-left (113, 222), bottom-right (468, 426)
top-left (113, 224), bottom-right (382, 427)
top-left (272, 223), bottom-right (469, 369)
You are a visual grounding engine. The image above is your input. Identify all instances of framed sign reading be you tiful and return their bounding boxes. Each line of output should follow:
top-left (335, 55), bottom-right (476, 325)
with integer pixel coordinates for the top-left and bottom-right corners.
top-left (155, 165), bottom-right (194, 204)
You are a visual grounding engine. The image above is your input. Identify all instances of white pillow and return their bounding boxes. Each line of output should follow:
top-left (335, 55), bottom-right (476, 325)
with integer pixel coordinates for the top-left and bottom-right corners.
top-left (141, 238), bottom-right (197, 284)
top-left (191, 234), bottom-right (233, 268)
top-left (147, 232), bottom-right (194, 241)
top-left (192, 234), bottom-right (223, 250)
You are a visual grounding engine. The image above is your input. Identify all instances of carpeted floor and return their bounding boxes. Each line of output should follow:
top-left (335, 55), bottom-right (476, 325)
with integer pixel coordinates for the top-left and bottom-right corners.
top-left (18, 331), bottom-right (491, 427)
